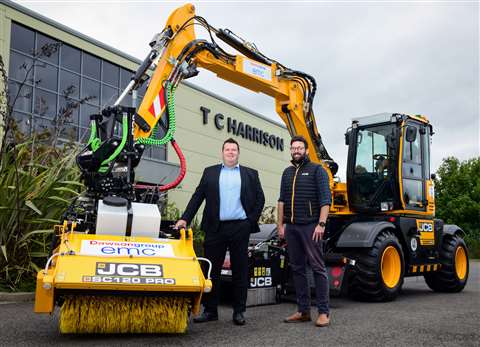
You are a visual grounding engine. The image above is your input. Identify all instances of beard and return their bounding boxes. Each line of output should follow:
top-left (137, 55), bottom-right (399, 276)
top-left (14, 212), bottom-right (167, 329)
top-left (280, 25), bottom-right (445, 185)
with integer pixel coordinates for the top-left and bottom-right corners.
top-left (291, 153), bottom-right (306, 164)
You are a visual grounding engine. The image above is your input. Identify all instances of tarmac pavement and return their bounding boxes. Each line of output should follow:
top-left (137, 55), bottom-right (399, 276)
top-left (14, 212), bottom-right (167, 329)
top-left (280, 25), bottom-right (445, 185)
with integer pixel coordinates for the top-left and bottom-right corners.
top-left (0, 261), bottom-right (478, 347)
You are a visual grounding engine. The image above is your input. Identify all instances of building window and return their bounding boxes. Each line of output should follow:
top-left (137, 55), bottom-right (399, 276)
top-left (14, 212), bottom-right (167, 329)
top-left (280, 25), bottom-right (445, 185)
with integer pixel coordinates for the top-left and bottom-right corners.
top-left (82, 52), bottom-right (101, 80)
top-left (60, 69), bottom-right (80, 99)
top-left (7, 22), bottom-right (164, 160)
top-left (36, 33), bottom-right (59, 65)
top-left (81, 77), bottom-right (100, 105)
top-left (102, 61), bottom-right (119, 86)
top-left (35, 62), bottom-right (58, 91)
top-left (61, 44), bottom-right (81, 73)
top-left (10, 23), bottom-right (34, 54)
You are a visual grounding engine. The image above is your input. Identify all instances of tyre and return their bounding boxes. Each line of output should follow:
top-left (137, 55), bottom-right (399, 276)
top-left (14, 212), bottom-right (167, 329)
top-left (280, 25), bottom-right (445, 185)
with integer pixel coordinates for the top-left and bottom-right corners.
top-left (424, 234), bottom-right (469, 292)
top-left (350, 230), bottom-right (404, 302)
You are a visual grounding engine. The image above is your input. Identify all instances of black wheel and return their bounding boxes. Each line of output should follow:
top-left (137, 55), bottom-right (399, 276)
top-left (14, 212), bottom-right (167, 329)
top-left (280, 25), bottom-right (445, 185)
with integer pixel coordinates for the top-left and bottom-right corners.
top-left (424, 234), bottom-right (469, 292)
top-left (350, 230), bottom-right (405, 302)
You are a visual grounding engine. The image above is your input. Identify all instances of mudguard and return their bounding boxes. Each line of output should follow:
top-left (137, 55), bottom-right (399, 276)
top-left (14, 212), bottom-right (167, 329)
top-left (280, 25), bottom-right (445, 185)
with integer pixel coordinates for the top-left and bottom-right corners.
top-left (336, 221), bottom-right (396, 248)
top-left (443, 224), bottom-right (464, 236)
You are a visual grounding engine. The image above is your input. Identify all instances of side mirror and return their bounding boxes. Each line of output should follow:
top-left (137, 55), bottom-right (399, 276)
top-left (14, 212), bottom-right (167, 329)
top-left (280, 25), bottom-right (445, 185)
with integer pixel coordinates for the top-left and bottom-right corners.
top-left (405, 126), bottom-right (417, 143)
top-left (344, 131), bottom-right (350, 146)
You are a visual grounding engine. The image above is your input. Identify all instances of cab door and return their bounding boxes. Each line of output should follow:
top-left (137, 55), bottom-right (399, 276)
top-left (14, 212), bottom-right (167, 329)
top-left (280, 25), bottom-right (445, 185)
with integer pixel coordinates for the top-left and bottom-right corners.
top-left (400, 121), bottom-right (433, 213)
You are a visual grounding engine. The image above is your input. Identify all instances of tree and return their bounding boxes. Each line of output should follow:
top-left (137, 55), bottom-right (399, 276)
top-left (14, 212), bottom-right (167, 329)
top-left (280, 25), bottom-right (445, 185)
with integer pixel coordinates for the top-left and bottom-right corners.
top-left (434, 157), bottom-right (480, 258)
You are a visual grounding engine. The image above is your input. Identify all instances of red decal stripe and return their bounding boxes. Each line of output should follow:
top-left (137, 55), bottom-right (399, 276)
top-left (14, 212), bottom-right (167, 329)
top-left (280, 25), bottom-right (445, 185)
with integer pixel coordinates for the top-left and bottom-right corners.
top-left (159, 87), bottom-right (165, 109)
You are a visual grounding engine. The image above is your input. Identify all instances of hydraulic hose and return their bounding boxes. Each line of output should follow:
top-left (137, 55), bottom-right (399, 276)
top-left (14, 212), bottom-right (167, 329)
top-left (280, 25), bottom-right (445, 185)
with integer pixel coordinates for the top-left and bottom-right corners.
top-left (135, 79), bottom-right (186, 192)
top-left (98, 114), bottom-right (129, 173)
top-left (135, 139), bottom-right (186, 192)
top-left (87, 121), bottom-right (100, 151)
top-left (136, 82), bottom-right (176, 146)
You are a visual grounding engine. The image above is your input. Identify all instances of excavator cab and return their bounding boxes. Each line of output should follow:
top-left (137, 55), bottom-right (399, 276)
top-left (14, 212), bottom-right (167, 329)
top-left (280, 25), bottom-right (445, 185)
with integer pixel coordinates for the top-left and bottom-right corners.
top-left (346, 113), bottom-right (433, 215)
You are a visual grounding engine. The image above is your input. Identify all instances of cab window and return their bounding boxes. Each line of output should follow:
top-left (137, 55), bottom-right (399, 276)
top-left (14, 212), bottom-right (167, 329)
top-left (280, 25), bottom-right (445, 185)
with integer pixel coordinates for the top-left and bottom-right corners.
top-left (402, 123), bottom-right (424, 209)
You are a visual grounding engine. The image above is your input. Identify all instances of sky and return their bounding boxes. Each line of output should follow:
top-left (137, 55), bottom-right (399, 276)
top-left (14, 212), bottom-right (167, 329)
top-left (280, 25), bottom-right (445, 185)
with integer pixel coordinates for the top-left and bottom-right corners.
top-left (13, 0), bottom-right (479, 178)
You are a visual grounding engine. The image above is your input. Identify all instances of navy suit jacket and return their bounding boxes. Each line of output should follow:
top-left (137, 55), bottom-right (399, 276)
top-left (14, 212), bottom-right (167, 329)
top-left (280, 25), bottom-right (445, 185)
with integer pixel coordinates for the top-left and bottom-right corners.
top-left (181, 164), bottom-right (265, 235)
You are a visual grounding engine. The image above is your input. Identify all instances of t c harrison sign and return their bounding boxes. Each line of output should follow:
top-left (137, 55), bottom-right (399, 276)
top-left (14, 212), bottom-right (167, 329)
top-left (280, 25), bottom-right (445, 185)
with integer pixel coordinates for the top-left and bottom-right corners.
top-left (199, 107), bottom-right (285, 152)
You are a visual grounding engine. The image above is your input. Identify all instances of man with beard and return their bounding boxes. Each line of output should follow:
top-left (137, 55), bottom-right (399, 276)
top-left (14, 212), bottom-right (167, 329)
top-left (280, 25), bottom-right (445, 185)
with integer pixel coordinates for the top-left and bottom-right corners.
top-left (175, 138), bottom-right (265, 326)
top-left (277, 135), bottom-right (332, 327)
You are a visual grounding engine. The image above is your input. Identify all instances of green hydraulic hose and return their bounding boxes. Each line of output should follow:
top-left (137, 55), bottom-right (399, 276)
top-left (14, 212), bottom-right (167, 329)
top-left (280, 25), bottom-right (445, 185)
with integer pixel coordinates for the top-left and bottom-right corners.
top-left (87, 121), bottom-right (101, 151)
top-left (98, 114), bottom-right (128, 173)
top-left (136, 82), bottom-right (176, 146)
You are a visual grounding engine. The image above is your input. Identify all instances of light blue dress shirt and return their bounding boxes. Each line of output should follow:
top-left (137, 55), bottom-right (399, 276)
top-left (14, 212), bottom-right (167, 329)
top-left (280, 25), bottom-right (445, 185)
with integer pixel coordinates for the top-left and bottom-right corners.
top-left (219, 164), bottom-right (247, 221)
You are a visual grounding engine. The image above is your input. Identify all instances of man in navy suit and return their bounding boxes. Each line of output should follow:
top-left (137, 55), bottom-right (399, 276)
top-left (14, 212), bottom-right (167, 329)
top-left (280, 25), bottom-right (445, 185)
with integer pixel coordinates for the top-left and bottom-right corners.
top-left (175, 138), bottom-right (265, 325)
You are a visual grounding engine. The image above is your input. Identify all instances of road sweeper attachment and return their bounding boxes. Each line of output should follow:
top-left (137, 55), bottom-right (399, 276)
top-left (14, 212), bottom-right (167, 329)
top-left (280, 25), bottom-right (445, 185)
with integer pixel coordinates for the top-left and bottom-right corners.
top-left (35, 221), bottom-right (212, 333)
top-left (34, 14), bottom-right (209, 332)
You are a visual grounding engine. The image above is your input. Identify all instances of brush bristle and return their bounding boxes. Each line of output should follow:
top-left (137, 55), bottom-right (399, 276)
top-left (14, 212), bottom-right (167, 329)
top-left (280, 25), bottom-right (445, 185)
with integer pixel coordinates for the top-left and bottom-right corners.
top-left (59, 295), bottom-right (190, 334)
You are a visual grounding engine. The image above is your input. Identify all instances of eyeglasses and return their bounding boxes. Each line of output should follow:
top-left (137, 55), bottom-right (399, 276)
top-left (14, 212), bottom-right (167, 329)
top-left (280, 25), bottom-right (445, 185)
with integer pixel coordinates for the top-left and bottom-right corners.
top-left (290, 146), bottom-right (305, 151)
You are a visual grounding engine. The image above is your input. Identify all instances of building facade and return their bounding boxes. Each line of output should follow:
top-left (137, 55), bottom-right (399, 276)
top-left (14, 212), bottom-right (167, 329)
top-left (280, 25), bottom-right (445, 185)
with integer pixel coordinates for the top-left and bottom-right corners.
top-left (0, 0), bottom-right (291, 212)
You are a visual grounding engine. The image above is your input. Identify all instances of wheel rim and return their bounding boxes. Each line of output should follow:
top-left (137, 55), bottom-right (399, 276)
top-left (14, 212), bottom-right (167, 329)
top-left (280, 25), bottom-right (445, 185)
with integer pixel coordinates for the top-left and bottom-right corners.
top-left (381, 246), bottom-right (401, 288)
top-left (455, 246), bottom-right (467, 280)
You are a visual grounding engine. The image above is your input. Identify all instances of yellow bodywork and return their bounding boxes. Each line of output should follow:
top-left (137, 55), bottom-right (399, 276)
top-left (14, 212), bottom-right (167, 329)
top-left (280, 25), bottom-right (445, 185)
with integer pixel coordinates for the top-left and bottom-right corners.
top-left (35, 226), bottom-right (211, 333)
top-left (417, 219), bottom-right (435, 246)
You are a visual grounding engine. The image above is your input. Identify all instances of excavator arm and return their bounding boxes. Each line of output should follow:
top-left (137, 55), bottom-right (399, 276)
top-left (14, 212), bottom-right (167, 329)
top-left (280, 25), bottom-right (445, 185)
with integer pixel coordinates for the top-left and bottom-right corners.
top-left (94, 3), bottom-right (349, 213)
top-left (130, 4), bottom-right (336, 179)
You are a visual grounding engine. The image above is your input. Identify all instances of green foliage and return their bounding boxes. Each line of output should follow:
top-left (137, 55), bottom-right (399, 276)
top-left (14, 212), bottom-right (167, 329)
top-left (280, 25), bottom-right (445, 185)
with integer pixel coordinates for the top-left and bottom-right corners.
top-left (1, 49), bottom-right (83, 291)
top-left (0, 138), bottom-right (81, 291)
top-left (435, 157), bottom-right (480, 258)
top-left (260, 206), bottom-right (276, 224)
top-left (161, 200), bottom-right (181, 221)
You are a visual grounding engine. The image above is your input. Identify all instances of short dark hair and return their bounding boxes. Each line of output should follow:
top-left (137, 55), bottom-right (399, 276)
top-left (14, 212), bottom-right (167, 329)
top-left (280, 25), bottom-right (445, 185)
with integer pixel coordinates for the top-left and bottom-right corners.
top-left (222, 138), bottom-right (240, 151)
top-left (290, 135), bottom-right (308, 149)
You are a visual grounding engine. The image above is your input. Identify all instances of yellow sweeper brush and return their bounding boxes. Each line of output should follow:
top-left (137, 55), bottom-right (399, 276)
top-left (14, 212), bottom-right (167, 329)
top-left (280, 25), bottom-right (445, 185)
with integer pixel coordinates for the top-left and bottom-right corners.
top-left (35, 224), bottom-right (212, 334)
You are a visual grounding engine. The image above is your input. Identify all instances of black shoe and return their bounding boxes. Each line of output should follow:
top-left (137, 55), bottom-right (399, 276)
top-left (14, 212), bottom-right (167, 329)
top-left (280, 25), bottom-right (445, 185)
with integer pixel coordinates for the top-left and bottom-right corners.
top-left (193, 311), bottom-right (218, 323)
top-left (233, 312), bottom-right (246, 326)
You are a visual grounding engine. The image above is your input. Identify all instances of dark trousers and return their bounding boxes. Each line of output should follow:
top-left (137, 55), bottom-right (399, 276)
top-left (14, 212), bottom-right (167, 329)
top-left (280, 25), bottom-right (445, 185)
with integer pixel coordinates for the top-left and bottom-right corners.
top-left (203, 219), bottom-right (250, 314)
top-left (285, 223), bottom-right (329, 314)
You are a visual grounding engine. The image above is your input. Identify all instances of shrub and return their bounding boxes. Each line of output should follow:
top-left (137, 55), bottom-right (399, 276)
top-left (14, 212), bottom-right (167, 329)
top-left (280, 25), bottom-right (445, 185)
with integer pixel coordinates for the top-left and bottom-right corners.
top-left (0, 138), bottom-right (81, 291)
top-left (435, 157), bottom-right (480, 258)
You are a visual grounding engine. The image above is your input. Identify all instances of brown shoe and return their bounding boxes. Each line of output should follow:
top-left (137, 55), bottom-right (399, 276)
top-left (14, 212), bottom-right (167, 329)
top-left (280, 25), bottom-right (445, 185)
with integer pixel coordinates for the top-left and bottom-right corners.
top-left (283, 311), bottom-right (311, 323)
top-left (315, 313), bottom-right (330, 327)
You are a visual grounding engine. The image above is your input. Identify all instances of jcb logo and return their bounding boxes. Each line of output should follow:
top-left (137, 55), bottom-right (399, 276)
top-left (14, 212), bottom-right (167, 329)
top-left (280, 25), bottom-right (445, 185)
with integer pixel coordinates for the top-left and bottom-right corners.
top-left (96, 262), bottom-right (163, 277)
top-left (417, 220), bottom-right (435, 246)
top-left (250, 276), bottom-right (272, 288)
top-left (417, 221), bottom-right (434, 233)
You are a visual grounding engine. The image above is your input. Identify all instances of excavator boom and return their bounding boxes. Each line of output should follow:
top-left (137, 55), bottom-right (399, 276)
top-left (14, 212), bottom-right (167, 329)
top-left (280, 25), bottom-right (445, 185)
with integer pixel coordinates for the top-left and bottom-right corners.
top-left (130, 4), bottom-right (337, 183)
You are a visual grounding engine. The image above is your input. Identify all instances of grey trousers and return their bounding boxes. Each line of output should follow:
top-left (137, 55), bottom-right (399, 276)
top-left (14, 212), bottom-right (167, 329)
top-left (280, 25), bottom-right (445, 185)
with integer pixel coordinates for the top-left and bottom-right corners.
top-left (285, 222), bottom-right (329, 314)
